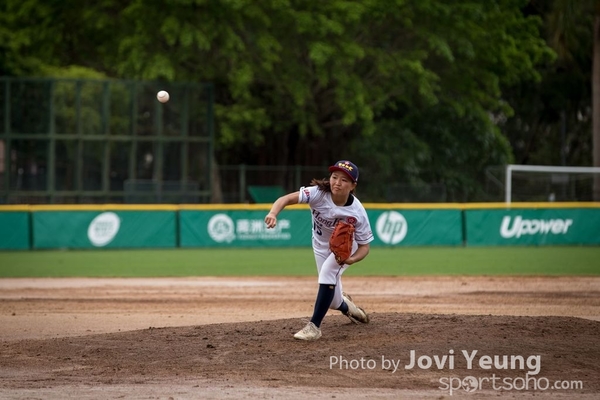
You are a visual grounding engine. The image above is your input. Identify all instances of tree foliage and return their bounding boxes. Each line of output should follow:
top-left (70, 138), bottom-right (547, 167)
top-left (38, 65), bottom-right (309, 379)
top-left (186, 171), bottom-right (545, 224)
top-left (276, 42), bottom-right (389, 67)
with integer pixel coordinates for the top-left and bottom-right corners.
top-left (500, 0), bottom-right (593, 167)
top-left (1, 0), bottom-right (564, 200)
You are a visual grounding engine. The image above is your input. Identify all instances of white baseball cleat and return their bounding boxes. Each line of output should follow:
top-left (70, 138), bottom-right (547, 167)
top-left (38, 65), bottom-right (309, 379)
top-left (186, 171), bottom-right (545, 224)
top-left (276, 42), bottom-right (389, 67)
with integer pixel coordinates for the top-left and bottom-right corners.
top-left (342, 292), bottom-right (370, 324)
top-left (294, 322), bottom-right (322, 341)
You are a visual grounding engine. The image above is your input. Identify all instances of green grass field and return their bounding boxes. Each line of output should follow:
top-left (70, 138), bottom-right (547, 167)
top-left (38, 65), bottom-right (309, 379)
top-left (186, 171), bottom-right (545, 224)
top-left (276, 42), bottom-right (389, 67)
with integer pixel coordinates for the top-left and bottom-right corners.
top-left (0, 246), bottom-right (598, 277)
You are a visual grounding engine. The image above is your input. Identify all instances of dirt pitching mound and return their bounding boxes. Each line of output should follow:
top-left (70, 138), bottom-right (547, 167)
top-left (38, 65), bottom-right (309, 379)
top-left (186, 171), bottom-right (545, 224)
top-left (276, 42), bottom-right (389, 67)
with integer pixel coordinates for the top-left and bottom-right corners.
top-left (1, 312), bottom-right (598, 398)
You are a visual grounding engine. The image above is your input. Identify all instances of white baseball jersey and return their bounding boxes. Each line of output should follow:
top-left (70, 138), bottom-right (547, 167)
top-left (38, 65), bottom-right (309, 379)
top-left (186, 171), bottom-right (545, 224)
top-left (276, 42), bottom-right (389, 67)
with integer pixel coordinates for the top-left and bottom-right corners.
top-left (298, 185), bottom-right (374, 250)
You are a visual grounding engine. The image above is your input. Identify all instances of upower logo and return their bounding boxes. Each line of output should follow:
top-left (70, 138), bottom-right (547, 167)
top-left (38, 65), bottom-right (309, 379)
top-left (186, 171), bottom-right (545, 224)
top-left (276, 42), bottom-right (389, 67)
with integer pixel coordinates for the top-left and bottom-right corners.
top-left (376, 211), bottom-right (407, 244)
top-left (500, 216), bottom-right (573, 239)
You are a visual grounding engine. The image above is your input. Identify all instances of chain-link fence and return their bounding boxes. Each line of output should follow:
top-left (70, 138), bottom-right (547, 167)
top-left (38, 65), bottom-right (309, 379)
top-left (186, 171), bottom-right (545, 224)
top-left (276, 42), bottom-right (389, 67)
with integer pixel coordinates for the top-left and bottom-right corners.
top-left (4, 79), bottom-right (593, 204)
top-left (0, 77), bottom-right (214, 204)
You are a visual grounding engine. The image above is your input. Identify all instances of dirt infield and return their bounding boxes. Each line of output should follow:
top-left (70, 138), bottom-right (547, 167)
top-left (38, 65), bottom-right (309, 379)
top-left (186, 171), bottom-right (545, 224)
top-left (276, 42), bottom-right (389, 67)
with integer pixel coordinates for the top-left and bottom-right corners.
top-left (1, 276), bottom-right (599, 399)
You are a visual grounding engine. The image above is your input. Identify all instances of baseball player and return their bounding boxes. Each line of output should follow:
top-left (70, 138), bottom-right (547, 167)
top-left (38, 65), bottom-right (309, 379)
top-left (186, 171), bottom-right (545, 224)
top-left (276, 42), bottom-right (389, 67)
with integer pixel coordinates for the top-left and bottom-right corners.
top-left (264, 160), bottom-right (374, 340)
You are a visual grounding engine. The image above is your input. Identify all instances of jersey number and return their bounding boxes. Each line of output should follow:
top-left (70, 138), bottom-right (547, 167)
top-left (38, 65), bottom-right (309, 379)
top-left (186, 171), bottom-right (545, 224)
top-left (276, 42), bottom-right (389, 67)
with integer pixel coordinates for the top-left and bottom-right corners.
top-left (313, 222), bottom-right (322, 236)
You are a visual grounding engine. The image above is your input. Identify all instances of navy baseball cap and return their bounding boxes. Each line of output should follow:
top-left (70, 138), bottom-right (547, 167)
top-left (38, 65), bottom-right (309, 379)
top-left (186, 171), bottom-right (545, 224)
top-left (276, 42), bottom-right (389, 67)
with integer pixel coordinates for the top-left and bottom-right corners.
top-left (328, 160), bottom-right (359, 182)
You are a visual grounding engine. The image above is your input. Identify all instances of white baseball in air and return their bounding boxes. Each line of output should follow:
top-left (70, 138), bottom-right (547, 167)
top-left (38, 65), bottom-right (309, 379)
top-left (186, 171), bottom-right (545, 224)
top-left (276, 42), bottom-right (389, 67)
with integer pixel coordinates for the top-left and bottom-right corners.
top-left (157, 90), bottom-right (170, 103)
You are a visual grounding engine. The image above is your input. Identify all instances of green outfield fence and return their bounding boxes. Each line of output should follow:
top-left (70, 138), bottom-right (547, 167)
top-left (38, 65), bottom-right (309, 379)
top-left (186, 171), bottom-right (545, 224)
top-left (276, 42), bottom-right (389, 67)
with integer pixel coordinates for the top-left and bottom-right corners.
top-left (1, 202), bottom-right (599, 250)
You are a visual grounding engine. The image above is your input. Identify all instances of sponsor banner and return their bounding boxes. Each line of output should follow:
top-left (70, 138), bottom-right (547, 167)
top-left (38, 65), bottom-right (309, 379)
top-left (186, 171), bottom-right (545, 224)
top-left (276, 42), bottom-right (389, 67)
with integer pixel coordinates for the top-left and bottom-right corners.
top-left (465, 209), bottom-right (600, 246)
top-left (0, 212), bottom-right (30, 250)
top-left (179, 210), bottom-right (312, 247)
top-left (180, 209), bottom-right (463, 247)
top-left (32, 211), bottom-right (176, 249)
top-left (369, 210), bottom-right (463, 246)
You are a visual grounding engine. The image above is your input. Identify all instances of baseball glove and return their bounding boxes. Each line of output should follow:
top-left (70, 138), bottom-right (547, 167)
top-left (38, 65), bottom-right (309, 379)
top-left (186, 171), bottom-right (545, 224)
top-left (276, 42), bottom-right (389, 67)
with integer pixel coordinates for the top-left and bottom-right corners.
top-left (329, 221), bottom-right (355, 265)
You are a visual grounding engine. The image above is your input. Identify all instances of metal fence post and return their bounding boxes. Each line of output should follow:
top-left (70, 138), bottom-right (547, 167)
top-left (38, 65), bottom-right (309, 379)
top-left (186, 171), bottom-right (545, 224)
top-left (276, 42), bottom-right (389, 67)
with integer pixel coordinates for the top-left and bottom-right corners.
top-left (3, 80), bottom-right (11, 198)
top-left (239, 164), bottom-right (246, 203)
top-left (48, 80), bottom-right (56, 203)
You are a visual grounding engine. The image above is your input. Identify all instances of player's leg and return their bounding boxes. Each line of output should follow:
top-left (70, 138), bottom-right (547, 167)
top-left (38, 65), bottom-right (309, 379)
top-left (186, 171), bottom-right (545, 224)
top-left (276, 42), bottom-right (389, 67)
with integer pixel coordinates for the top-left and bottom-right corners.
top-left (294, 248), bottom-right (368, 340)
top-left (319, 255), bottom-right (369, 324)
top-left (294, 249), bottom-right (339, 340)
top-left (310, 250), bottom-right (342, 326)
top-left (315, 250), bottom-right (369, 321)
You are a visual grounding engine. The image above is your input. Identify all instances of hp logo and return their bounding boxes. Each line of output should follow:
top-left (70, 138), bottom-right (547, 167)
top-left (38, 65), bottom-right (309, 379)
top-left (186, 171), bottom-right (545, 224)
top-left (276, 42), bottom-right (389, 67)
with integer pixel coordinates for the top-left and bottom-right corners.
top-left (376, 211), bottom-right (408, 244)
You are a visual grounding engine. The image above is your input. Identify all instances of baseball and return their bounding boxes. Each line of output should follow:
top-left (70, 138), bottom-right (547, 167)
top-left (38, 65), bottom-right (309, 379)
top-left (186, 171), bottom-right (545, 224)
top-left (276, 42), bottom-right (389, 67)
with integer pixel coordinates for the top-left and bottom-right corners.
top-left (157, 90), bottom-right (170, 103)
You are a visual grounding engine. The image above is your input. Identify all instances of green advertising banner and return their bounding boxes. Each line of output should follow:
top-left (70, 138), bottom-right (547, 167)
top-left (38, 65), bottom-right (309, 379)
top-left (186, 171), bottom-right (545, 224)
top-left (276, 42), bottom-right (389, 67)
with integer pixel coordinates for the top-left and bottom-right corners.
top-left (180, 209), bottom-right (463, 247)
top-left (0, 212), bottom-right (30, 250)
top-left (33, 211), bottom-right (176, 249)
top-left (367, 210), bottom-right (463, 246)
top-left (465, 208), bottom-right (600, 246)
top-left (180, 210), bottom-right (313, 247)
